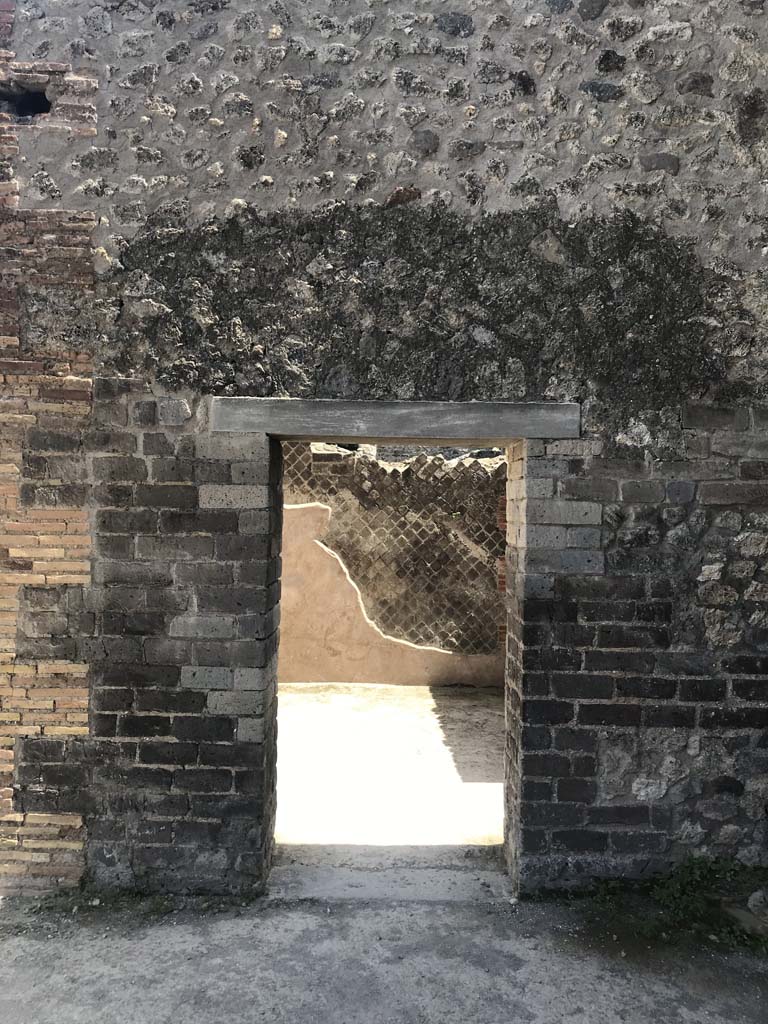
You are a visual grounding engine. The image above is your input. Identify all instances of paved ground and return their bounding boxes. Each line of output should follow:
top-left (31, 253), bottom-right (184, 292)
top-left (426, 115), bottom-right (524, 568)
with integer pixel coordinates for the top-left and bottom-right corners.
top-left (0, 887), bottom-right (765, 1024)
top-left (276, 683), bottom-right (505, 849)
top-left (2, 684), bottom-right (763, 1023)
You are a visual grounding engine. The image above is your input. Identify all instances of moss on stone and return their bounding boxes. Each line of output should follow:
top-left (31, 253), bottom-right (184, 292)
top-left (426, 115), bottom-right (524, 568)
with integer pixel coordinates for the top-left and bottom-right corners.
top-left (110, 201), bottom-right (757, 420)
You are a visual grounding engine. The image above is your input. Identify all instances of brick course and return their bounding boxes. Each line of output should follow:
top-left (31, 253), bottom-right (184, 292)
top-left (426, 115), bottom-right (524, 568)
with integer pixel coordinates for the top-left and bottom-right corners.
top-left (0, 9), bottom-right (96, 889)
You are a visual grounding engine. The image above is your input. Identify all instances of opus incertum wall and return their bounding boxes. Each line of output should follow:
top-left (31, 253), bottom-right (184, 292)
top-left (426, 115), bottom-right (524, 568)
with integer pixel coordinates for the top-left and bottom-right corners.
top-left (2, 0), bottom-right (768, 893)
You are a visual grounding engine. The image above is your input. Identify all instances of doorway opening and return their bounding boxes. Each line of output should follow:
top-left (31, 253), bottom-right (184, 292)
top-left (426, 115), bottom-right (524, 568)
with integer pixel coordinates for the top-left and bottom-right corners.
top-left (208, 395), bottom-right (581, 895)
top-left (273, 440), bottom-right (508, 896)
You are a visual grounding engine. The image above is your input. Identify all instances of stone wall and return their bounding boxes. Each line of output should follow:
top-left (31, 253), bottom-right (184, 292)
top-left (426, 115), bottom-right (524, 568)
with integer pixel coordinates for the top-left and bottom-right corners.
top-left (282, 441), bottom-right (506, 655)
top-left (9, 390), bottom-right (765, 892)
top-left (18, 383), bottom-right (282, 893)
top-left (515, 413), bottom-right (768, 885)
top-left (3, 0), bottom-right (767, 409)
top-left (0, 0), bottom-right (766, 893)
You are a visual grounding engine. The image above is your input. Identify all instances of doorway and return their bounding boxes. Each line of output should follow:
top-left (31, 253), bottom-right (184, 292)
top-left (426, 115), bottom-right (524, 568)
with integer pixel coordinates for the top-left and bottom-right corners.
top-left (273, 440), bottom-right (508, 894)
top-left (207, 396), bottom-right (581, 894)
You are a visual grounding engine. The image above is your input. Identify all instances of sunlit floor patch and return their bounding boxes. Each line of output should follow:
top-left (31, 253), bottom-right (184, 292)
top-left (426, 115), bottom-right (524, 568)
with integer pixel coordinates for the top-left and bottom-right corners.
top-left (275, 683), bottom-right (505, 850)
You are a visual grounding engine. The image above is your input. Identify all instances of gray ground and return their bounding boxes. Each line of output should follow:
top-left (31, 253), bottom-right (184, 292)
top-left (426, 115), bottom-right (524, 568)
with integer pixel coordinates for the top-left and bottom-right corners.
top-left (3, 689), bottom-right (764, 1023)
top-left (1, 871), bottom-right (765, 1024)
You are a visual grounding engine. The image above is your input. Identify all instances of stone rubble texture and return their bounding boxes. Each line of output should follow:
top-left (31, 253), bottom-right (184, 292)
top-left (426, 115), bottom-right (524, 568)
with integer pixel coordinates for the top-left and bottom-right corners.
top-left (5, 0), bottom-right (768, 406)
top-left (0, 0), bottom-right (764, 894)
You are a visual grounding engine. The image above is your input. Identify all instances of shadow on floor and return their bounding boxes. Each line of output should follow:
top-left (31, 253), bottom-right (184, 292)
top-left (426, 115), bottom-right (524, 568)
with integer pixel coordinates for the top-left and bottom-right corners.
top-left (429, 685), bottom-right (505, 784)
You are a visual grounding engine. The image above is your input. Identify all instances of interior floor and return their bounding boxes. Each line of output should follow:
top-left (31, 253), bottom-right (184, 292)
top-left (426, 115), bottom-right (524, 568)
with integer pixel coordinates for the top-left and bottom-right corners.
top-left (274, 683), bottom-right (505, 865)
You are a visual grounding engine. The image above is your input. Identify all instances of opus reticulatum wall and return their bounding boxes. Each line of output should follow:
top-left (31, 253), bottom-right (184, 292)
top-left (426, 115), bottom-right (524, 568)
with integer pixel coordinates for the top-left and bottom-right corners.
top-left (282, 441), bottom-right (507, 656)
top-left (0, 0), bottom-right (765, 893)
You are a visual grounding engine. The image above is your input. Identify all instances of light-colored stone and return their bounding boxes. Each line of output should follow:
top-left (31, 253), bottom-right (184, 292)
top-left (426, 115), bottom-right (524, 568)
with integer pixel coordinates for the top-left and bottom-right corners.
top-left (211, 398), bottom-right (581, 443)
top-left (180, 666), bottom-right (234, 690)
top-left (199, 485), bottom-right (271, 509)
top-left (196, 432), bottom-right (270, 462)
top-left (157, 397), bottom-right (192, 426)
top-left (170, 615), bottom-right (237, 639)
top-left (236, 716), bottom-right (265, 744)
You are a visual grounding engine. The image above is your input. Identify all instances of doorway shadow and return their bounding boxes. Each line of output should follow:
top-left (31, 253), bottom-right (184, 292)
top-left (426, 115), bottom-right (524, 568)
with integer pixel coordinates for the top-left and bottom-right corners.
top-left (429, 686), bottom-right (505, 784)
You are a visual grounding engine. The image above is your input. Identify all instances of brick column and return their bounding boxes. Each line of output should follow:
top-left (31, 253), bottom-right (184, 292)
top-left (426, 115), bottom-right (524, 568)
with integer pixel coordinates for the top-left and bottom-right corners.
top-left (0, 31), bottom-right (97, 887)
top-left (516, 436), bottom-right (610, 884)
top-left (17, 382), bottom-right (283, 894)
top-left (518, 413), bottom-right (768, 887)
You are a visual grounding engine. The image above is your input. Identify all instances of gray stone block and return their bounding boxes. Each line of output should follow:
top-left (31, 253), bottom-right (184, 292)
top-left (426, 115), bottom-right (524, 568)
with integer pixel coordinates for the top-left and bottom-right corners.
top-left (234, 664), bottom-right (276, 691)
top-left (132, 400), bottom-right (157, 427)
top-left (527, 458), bottom-right (569, 479)
top-left (236, 608), bottom-right (280, 640)
top-left (682, 403), bottom-right (750, 431)
top-left (523, 478), bottom-right (556, 499)
top-left (175, 563), bottom-right (234, 585)
top-left (136, 535), bottom-right (214, 561)
top-left (526, 526), bottom-right (568, 548)
top-left (522, 574), bottom-right (555, 599)
top-left (199, 485), bottom-right (271, 509)
top-left (195, 431), bottom-right (270, 462)
top-left (230, 461), bottom-right (271, 485)
top-left (563, 478), bottom-right (618, 502)
top-left (144, 638), bottom-right (191, 665)
top-left (239, 510), bottom-right (271, 534)
top-left (149, 457), bottom-right (195, 483)
top-left (236, 717), bottom-right (265, 744)
top-left (526, 548), bottom-right (604, 575)
top-left (157, 396), bottom-right (192, 426)
top-left (639, 152), bottom-right (680, 176)
top-left (193, 639), bottom-right (266, 667)
top-left (135, 484), bottom-right (198, 509)
top-left (93, 561), bottom-right (173, 586)
top-left (527, 500), bottom-right (602, 525)
top-left (170, 615), bottom-right (238, 639)
top-left (92, 456), bottom-right (148, 482)
top-left (196, 586), bottom-right (272, 614)
top-left (666, 480), bottom-right (696, 504)
top-left (180, 666), bottom-right (234, 690)
top-left (710, 432), bottom-right (768, 459)
top-left (159, 510), bottom-right (239, 534)
top-left (620, 480), bottom-right (665, 502)
top-left (566, 527), bottom-right (602, 548)
top-left (216, 535), bottom-right (272, 561)
top-left (699, 481), bottom-right (768, 505)
top-left (207, 692), bottom-right (265, 715)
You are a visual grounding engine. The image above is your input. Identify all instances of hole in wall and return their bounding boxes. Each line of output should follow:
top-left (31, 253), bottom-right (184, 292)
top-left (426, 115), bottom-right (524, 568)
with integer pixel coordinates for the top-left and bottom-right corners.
top-left (0, 85), bottom-right (52, 120)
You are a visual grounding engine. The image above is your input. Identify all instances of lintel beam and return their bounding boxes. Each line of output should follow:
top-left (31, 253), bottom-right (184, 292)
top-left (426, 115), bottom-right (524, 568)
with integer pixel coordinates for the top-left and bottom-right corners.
top-left (210, 398), bottom-right (580, 444)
